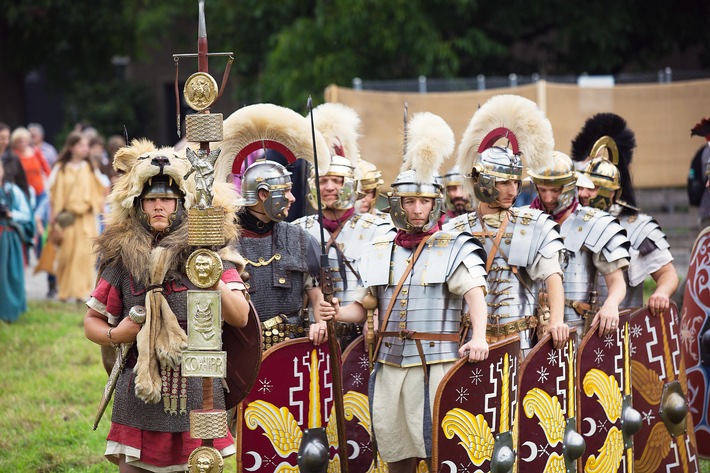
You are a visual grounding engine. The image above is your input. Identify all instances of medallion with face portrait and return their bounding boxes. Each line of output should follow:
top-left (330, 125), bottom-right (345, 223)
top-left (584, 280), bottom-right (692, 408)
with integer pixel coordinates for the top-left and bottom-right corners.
top-left (186, 249), bottom-right (223, 289)
top-left (188, 446), bottom-right (223, 473)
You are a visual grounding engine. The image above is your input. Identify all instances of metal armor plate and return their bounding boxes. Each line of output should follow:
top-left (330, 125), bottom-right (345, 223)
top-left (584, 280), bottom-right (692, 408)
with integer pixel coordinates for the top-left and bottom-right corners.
top-left (432, 336), bottom-right (520, 473)
top-left (341, 335), bottom-right (384, 473)
top-left (236, 338), bottom-right (340, 473)
top-left (518, 331), bottom-right (584, 473)
top-left (223, 301), bottom-right (262, 410)
top-left (680, 226), bottom-right (710, 459)
top-left (577, 313), bottom-right (636, 473)
top-left (629, 303), bottom-right (699, 472)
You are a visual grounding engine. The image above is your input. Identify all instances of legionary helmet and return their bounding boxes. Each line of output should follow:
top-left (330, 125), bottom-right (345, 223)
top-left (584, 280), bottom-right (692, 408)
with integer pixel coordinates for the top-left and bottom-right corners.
top-left (241, 159), bottom-right (293, 221)
top-left (571, 113), bottom-right (637, 211)
top-left (136, 173), bottom-right (187, 234)
top-left (355, 159), bottom-right (384, 201)
top-left (579, 156), bottom-right (620, 210)
top-left (306, 103), bottom-right (361, 211)
top-left (528, 151), bottom-right (583, 215)
top-left (443, 165), bottom-right (465, 188)
top-left (457, 95), bottom-right (553, 208)
top-left (388, 112), bottom-right (453, 232)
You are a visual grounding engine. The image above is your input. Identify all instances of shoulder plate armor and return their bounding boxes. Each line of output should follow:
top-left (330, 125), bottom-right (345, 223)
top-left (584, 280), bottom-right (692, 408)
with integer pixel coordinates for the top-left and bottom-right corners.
top-left (561, 206), bottom-right (630, 263)
top-left (443, 209), bottom-right (564, 268)
top-left (620, 213), bottom-right (670, 252)
top-left (294, 213), bottom-right (394, 306)
top-left (360, 231), bottom-right (487, 368)
top-left (508, 208), bottom-right (565, 267)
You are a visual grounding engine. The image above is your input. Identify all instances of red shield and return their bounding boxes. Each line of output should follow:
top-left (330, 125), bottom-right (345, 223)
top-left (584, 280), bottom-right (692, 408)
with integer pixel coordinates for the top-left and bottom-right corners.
top-left (432, 336), bottom-right (520, 473)
top-left (681, 227), bottom-right (710, 459)
top-left (518, 331), bottom-right (581, 473)
top-left (223, 301), bottom-right (262, 410)
top-left (577, 313), bottom-right (634, 473)
top-left (341, 335), bottom-right (379, 473)
top-left (630, 303), bottom-right (699, 472)
top-left (236, 338), bottom-right (340, 472)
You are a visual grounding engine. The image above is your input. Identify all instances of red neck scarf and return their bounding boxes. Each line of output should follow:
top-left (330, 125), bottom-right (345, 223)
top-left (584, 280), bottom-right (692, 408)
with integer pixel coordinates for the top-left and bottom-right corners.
top-left (394, 224), bottom-right (439, 249)
top-left (530, 196), bottom-right (579, 223)
top-left (321, 207), bottom-right (355, 233)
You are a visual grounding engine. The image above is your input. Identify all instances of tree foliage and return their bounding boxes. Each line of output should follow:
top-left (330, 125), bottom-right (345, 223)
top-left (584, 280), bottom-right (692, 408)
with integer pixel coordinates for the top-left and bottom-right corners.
top-left (1, 0), bottom-right (708, 128)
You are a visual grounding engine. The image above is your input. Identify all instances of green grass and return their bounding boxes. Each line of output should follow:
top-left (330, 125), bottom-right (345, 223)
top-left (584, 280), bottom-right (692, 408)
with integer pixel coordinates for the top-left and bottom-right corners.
top-left (0, 301), bottom-right (239, 472)
top-left (1, 301), bottom-right (708, 472)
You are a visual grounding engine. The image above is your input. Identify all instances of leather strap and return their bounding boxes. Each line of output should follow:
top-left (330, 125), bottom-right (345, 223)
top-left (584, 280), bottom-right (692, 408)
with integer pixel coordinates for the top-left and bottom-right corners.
top-left (479, 211), bottom-right (509, 272)
top-left (378, 331), bottom-right (460, 342)
top-left (378, 330), bottom-right (458, 384)
top-left (373, 235), bottom-right (432, 363)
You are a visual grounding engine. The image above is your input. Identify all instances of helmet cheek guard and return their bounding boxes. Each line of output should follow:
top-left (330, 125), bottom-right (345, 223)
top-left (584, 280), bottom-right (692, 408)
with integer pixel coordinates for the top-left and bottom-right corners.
top-left (387, 169), bottom-right (443, 232)
top-left (263, 186), bottom-right (292, 222)
top-left (307, 175), bottom-right (357, 211)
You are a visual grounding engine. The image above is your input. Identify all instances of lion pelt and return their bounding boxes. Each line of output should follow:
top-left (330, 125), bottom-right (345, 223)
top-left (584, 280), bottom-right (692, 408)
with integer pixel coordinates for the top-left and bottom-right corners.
top-left (96, 138), bottom-right (244, 283)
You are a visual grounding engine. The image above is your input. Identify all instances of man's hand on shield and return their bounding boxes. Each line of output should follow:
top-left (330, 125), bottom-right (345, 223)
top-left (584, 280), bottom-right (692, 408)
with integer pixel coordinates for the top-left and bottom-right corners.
top-left (547, 321), bottom-right (570, 350)
top-left (592, 303), bottom-right (619, 337)
top-left (459, 336), bottom-right (489, 363)
top-left (308, 320), bottom-right (328, 346)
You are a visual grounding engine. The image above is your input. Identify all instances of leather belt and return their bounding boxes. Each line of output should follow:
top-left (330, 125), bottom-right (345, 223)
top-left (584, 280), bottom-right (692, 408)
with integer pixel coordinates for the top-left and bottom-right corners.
top-left (486, 316), bottom-right (537, 337)
top-left (378, 330), bottom-right (460, 384)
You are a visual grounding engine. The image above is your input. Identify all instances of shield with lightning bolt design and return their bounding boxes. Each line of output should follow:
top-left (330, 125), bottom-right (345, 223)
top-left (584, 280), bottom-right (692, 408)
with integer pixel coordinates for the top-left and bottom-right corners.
top-left (577, 312), bottom-right (638, 473)
top-left (517, 330), bottom-right (585, 473)
top-left (236, 338), bottom-right (341, 473)
top-left (432, 335), bottom-right (520, 473)
top-left (629, 303), bottom-right (699, 472)
top-left (681, 226), bottom-right (710, 459)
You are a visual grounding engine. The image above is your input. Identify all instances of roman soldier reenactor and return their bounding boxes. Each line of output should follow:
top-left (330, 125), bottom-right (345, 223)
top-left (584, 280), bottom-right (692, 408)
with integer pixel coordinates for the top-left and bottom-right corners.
top-left (528, 150), bottom-right (630, 339)
top-left (572, 112), bottom-right (678, 314)
top-left (443, 94), bottom-right (569, 355)
top-left (294, 103), bottom-right (392, 349)
top-left (321, 111), bottom-right (489, 473)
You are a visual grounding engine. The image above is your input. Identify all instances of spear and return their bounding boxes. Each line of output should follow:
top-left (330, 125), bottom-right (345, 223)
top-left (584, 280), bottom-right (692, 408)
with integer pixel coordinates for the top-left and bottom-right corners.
top-left (308, 96), bottom-right (350, 472)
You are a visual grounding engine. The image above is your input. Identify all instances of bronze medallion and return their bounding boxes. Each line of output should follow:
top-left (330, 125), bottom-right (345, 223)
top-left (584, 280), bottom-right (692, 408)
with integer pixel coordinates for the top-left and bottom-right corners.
top-left (188, 445), bottom-right (223, 473)
top-left (186, 248), bottom-right (223, 289)
top-left (183, 72), bottom-right (219, 111)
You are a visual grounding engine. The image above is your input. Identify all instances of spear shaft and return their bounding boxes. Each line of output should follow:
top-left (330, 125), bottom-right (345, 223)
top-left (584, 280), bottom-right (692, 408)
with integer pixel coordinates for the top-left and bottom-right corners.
top-left (308, 96), bottom-right (350, 472)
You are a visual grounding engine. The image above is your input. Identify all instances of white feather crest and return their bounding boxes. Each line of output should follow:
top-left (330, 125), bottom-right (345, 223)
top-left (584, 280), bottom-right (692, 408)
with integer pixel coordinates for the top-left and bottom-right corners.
top-left (214, 103), bottom-right (330, 184)
top-left (309, 102), bottom-right (361, 163)
top-left (457, 94), bottom-right (554, 175)
top-left (401, 112), bottom-right (455, 184)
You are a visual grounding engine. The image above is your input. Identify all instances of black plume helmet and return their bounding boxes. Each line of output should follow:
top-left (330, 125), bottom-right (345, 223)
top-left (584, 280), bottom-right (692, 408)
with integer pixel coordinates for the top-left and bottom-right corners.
top-left (571, 113), bottom-right (637, 212)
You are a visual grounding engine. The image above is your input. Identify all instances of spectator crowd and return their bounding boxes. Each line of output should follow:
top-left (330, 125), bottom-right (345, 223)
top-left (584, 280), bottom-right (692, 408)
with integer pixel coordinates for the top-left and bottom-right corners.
top-left (0, 121), bottom-right (124, 322)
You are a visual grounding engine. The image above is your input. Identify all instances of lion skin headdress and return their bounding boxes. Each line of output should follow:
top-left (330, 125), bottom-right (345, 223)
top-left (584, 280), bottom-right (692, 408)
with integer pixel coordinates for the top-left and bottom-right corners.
top-left (95, 138), bottom-right (243, 404)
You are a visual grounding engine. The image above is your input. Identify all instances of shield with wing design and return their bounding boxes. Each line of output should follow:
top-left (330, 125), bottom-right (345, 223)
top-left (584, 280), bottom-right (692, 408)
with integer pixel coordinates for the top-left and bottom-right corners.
top-left (681, 226), bottom-right (710, 459)
top-left (577, 312), bottom-right (640, 473)
top-left (629, 303), bottom-right (699, 472)
top-left (432, 335), bottom-right (520, 473)
top-left (517, 330), bottom-right (585, 473)
top-left (341, 335), bottom-right (388, 473)
top-left (236, 338), bottom-right (342, 473)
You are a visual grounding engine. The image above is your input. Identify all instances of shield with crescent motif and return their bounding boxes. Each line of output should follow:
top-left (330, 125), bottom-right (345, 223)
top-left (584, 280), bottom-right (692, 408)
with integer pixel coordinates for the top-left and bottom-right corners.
top-left (577, 312), bottom-right (637, 473)
top-left (681, 226), bottom-right (710, 459)
top-left (629, 303), bottom-right (699, 472)
top-left (223, 301), bottom-right (262, 410)
top-left (236, 338), bottom-right (341, 473)
top-left (517, 330), bottom-right (584, 473)
top-left (432, 335), bottom-right (520, 473)
top-left (340, 335), bottom-right (387, 473)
